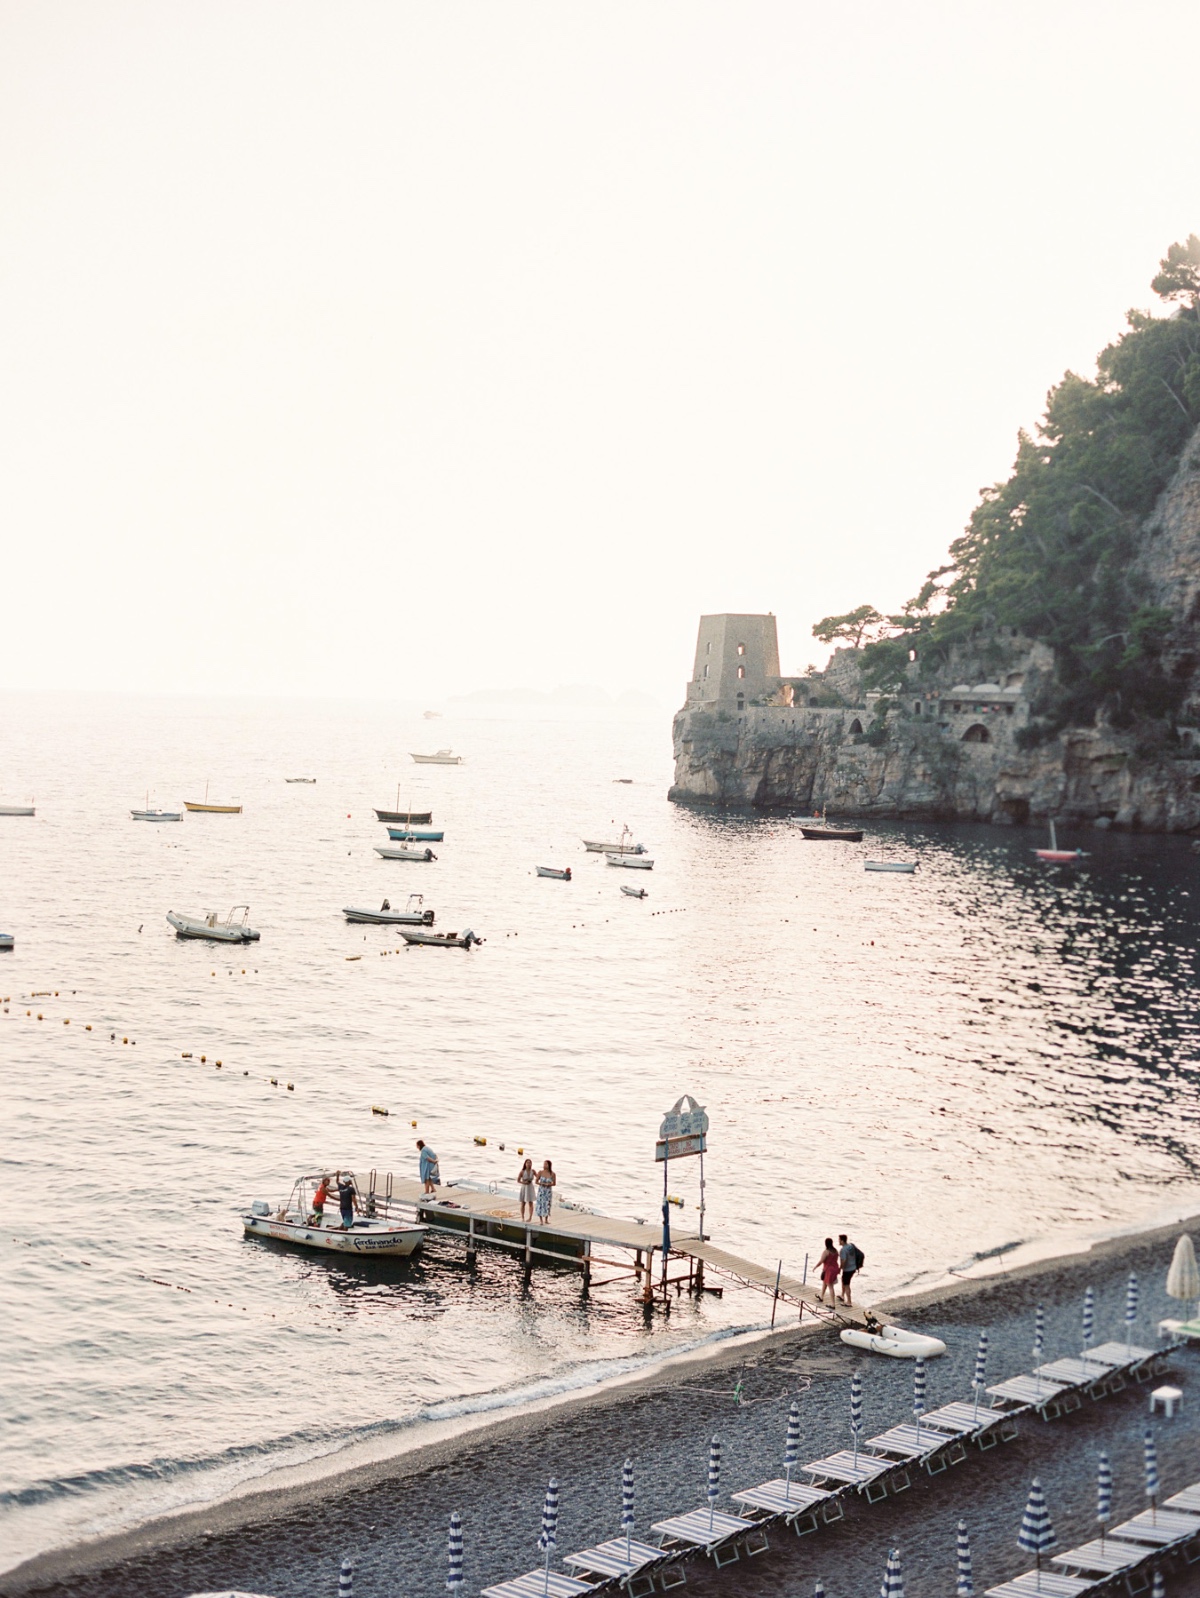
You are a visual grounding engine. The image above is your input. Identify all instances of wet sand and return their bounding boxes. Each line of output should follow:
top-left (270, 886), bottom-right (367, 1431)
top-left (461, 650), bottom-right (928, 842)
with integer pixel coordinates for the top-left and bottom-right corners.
top-left (7, 1215), bottom-right (1200, 1598)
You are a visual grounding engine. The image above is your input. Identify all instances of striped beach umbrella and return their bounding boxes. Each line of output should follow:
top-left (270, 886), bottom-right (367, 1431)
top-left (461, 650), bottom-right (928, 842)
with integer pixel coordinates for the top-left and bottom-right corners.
top-left (1018, 1478), bottom-right (1056, 1586)
top-left (972, 1330), bottom-right (988, 1418)
top-left (1144, 1428), bottom-right (1160, 1517)
top-left (956, 1519), bottom-right (974, 1597)
top-left (447, 1512), bottom-right (463, 1593)
top-left (1097, 1451), bottom-right (1112, 1547)
top-left (814, 1583), bottom-right (825, 1598)
top-left (338, 1557), bottom-right (353, 1598)
top-left (1125, 1272), bottom-right (1140, 1352)
top-left (1032, 1304), bottom-right (1045, 1397)
top-left (621, 1459), bottom-right (634, 1562)
top-left (880, 1546), bottom-right (905, 1598)
top-left (1082, 1286), bottom-right (1095, 1351)
top-left (913, 1356), bottom-right (926, 1440)
top-left (538, 1477), bottom-right (559, 1596)
top-left (850, 1372), bottom-right (863, 1466)
top-left (1152, 1568), bottom-right (1165, 1598)
top-left (784, 1400), bottom-right (801, 1499)
top-left (706, 1436), bottom-right (721, 1529)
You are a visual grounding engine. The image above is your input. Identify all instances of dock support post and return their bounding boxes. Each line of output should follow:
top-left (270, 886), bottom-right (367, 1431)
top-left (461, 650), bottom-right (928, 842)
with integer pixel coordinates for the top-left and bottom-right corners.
top-left (467, 1216), bottom-right (477, 1267)
top-left (524, 1226), bottom-right (533, 1283)
top-left (695, 1257), bottom-right (704, 1293)
top-left (582, 1241), bottom-right (591, 1296)
top-left (642, 1252), bottom-right (653, 1305)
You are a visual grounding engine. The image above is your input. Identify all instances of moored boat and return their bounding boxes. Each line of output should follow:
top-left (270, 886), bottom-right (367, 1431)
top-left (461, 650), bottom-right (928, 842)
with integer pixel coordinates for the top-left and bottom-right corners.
top-left (411, 749), bottom-right (463, 765)
top-left (620, 884), bottom-right (648, 898)
top-left (184, 781), bottom-right (241, 814)
top-left (583, 825), bottom-right (646, 854)
top-left (840, 1321), bottom-right (947, 1359)
top-left (399, 927), bottom-right (483, 949)
top-left (374, 808), bottom-right (433, 825)
top-left (1033, 819), bottom-right (1087, 863)
top-left (285, 777), bottom-right (316, 783)
top-left (343, 895), bottom-right (434, 926)
top-left (375, 845), bottom-right (437, 862)
top-left (0, 805), bottom-right (35, 817)
top-left (606, 853), bottom-right (653, 870)
top-left (386, 827), bottom-right (444, 842)
top-left (0, 933), bottom-right (13, 950)
top-left (131, 809), bottom-right (182, 822)
top-left (167, 906), bottom-right (260, 942)
top-left (864, 860), bottom-right (917, 873)
top-left (536, 865), bottom-right (572, 880)
top-left (243, 1173), bottom-right (426, 1257)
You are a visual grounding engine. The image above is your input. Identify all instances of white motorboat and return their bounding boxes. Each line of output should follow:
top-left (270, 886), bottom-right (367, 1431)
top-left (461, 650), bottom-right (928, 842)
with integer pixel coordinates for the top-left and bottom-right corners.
top-left (411, 749), bottom-right (463, 765)
top-left (375, 844), bottom-right (437, 862)
top-left (606, 853), bottom-right (653, 870)
top-left (536, 866), bottom-right (572, 880)
top-left (344, 895), bottom-right (435, 926)
top-left (620, 884), bottom-right (648, 898)
top-left (131, 808), bottom-right (182, 822)
top-left (0, 933), bottom-right (13, 951)
top-left (864, 860), bottom-right (917, 873)
top-left (0, 805), bottom-right (35, 817)
top-left (167, 906), bottom-right (261, 942)
top-left (839, 1322), bottom-right (947, 1359)
top-left (243, 1173), bottom-right (427, 1258)
top-left (285, 777), bottom-right (316, 783)
top-left (583, 825), bottom-right (645, 854)
top-left (399, 927), bottom-right (483, 949)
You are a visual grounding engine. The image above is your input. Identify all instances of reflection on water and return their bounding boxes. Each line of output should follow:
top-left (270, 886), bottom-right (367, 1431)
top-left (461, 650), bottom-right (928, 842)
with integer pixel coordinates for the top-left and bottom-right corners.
top-left (2, 692), bottom-right (1199, 1570)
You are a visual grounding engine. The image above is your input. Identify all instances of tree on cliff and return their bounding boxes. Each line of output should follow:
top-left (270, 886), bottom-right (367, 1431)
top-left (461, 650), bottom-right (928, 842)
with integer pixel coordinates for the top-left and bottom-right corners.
top-left (860, 234), bottom-right (1200, 737)
top-left (811, 604), bottom-right (885, 648)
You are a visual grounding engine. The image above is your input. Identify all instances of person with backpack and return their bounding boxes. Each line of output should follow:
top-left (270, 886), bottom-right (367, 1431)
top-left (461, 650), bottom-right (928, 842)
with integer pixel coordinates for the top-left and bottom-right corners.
top-left (838, 1234), bottom-right (865, 1305)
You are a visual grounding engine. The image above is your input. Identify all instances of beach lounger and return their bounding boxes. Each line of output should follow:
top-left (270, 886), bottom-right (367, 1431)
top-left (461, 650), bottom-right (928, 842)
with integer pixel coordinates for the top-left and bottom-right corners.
top-left (801, 1450), bottom-right (896, 1501)
top-left (1106, 1510), bottom-right (1200, 1548)
top-left (1051, 1539), bottom-right (1148, 1576)
top-left (1084, 1340), bottom-right (1163, 1382)
top-left (865, 1424), bottom-right (943, 1460)
top-left (731, 1478), bottom-right (836, 1532)
top-left (481, 1573), bottom-right (596, 1598)
top-left (921, 1401), bottom-right (1016, 1446)
top-left (650, 1507), bottom-right (767, 1566)
top-left (984, 1572), bottom-right (1095, 1597)
top-left (563, 1537), bottom-right (670, 1594)
top-left (1165, 1486), bottom-right (1200, 1514)
top-left (1034, 1357), bottom-right (1113, 1389)
top-left (986, 1374), bottom-right (1069, 1414)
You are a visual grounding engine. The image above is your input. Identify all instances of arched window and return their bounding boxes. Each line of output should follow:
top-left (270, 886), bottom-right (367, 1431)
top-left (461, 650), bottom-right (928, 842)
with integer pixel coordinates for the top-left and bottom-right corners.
top-left (962, 723), bottom-right (990, 744)
top-left (737, 665), bottom-right (745, 679)
top-left (702, 664), bottom-right (709, 679)
top-left (848, 718), bottom-right (864, 736)
top-left (736, 642), bottom-right (746, 656)
top-left (736, 692), bottom-right (746, 712)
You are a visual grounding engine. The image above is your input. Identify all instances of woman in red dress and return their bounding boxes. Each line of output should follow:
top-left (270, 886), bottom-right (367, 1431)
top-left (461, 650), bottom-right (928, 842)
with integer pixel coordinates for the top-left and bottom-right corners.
top-left (817, 1236), bottom-right (840, 1304)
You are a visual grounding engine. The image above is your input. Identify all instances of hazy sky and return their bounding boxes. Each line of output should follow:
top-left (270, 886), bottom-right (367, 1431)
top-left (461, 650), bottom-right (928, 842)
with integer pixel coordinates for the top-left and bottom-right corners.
top-left (3, 2), bottom-right (1198, 704)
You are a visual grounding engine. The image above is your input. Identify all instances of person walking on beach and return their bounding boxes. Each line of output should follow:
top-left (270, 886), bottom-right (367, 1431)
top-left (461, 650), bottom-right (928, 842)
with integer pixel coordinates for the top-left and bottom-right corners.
top-left (336, 1171), bottom-right (359, 1230)
top-left (517, 1157), bottom-right (536, 1222)
top-left (309, 1173), bottom-right (331, 1226)
top-left (838, 1233), bottom-right (864, 1306)
top-left (817, 1236), bottom-right (840, 1304)
top-left (417, 1139), bottom-right (440, 1195)
top-left (535, 1159), bottom-right (556, 1224)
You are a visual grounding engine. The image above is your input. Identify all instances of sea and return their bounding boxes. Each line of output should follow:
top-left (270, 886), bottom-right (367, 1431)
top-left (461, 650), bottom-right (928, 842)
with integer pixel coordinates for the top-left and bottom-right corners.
top-left (3, 690), bottom-right (1200, 1577)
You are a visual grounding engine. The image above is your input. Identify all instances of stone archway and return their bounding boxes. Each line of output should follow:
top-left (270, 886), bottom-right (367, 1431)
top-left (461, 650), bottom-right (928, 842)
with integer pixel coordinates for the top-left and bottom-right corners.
top-left (962, 723), bottom-right (991, 744)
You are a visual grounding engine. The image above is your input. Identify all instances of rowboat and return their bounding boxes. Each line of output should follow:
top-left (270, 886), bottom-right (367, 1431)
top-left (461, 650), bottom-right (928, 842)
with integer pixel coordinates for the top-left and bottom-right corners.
top-left (386, 827), bottom-right (444, 842)
top-left (1033, 820), bottom-right (1087, 863)
top-left (606, 853), bottom-right (653, 870)
top-left (864, 860), bottom-right (917, 873)
top-left (185, 782), bottom-right (241, 814)
top-left (167, 906), bottom-right (260, 942)
top-left (285, 777), bottom-right (316, 784)
top-left (243, 1174), bottom-right (427, 1258)
top-left (411, 749), bottom-right (463, 765)
top-left (800, 825), bottom-right (863, 841)
top-left (620, 884), bottom-right (648, 899)
top-left (374, 809), bottom-right (433, 824)
top-left (0, 805), bottom-right (35, 817)
top-left (375, 845), bottom-right (437, 862)
top-left (536, 866), bottom-right (572, 880)
top-left (343, 895), bottom-right (435, 926)
top-left (0, 933), bottom-right (14, 951)
top-left (399, 927), bottom-right (483, 949)
top-left (131, 809), bottom-right (182, 822)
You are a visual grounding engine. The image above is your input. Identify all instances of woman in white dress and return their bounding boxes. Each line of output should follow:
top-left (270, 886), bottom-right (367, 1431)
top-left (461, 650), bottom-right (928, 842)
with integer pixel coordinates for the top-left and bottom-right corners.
top-left (517, 1158), bottom-right (536, 1222)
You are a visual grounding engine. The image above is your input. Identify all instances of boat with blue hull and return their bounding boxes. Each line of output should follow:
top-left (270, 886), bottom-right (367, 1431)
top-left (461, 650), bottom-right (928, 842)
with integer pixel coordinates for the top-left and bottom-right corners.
top-left (386, 827), bottom-right (444, 842)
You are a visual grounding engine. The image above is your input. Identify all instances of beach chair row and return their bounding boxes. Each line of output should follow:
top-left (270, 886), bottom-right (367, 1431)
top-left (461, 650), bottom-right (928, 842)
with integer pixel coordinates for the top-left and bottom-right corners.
top-left (985, 1480), bottom-right (1200, 1598)
top-left (984, 1341), bottom-right (1173, 1424)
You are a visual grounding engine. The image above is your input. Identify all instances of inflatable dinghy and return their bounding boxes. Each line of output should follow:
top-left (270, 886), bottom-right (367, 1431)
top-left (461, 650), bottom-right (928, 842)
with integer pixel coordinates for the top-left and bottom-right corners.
top-left (840, 1322), bottom-right (947, 1359)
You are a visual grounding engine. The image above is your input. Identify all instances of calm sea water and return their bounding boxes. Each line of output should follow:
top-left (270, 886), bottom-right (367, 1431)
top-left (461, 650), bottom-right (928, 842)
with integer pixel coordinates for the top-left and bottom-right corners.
top-left (3, 691), bottom-right (1200, 1574)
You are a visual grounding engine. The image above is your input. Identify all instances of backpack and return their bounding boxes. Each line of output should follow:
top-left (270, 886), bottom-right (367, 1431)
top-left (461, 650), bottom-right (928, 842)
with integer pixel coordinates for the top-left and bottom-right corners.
top-left (851, 1245), bottom-right (865, 1272)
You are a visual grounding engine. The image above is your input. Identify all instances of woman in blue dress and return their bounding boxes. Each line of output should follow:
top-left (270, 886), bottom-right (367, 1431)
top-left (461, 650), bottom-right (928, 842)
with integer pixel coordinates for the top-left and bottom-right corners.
top-left (535, 1159), bottom-right (556, 1223)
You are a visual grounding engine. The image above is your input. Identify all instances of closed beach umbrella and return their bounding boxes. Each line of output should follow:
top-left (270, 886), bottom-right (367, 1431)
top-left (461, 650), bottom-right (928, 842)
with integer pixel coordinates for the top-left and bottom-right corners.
top-left (1166, 1235), bottom-right (1200, 1319)
top-left (1097, 1451), bottom-right (1112, 1547)
top-left (913, 1356), bottom-right (926, 1440)
top-left (706, 1436), bottom-right (721, 1529)
top-left (880, 1546), bottom-right (905, 1598)
top-left (1018, 1478), bottom-right (1057, 1588)
top-left (1152, 1569), bottom-right (1165, 1598)
top-left (850, 1373), bottom-right (863, 1466)
top-left (784, 1400), bottom-right (801, 1499)
top-left (538, 1478), bottom-right (559, 1596)
top-left (1082, 1287), bottom-right (1095, 1352)
top-left (972, 1330), bottom-right (988, 1418)
top-left (621, 1458), bottom-right (634, 1562)
top-left (1032, 1304), bottom-right (1045, 1397)
top-left (447, 1512), bottom-right (463, 1594)
top-left (338, 1558), bottom-right (353, 1598)
top-left (956, 1519), bottom-right (974, 1597)
top-left (814, 1583), bottom-right (825, 1598)
top-left (1144, 1428), bottom-right (1160, 1518)
top-left (1125, 1272), bottom-right (1140, 1351)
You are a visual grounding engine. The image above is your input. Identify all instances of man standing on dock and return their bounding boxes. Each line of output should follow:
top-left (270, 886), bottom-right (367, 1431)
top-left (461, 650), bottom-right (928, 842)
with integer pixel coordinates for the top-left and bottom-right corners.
top-left (838, 1233), bottom-right (863, 1306)
top-left (417, 1139), bottom-right (440, 1194)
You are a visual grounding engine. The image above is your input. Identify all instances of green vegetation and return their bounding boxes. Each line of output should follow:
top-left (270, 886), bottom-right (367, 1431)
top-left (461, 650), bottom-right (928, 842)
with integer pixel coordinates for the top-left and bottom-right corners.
top-left (819, 236), bottom-right (1200, 738)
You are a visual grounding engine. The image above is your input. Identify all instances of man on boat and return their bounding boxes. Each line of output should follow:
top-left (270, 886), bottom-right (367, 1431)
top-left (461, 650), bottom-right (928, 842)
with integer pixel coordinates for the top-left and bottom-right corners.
top-left (310, 1173), bottom-right (331, 1226)
top-left (417, 1139), bottom-right (440, 1194)
top-left (336, 1171), bottom-right (359, 1229)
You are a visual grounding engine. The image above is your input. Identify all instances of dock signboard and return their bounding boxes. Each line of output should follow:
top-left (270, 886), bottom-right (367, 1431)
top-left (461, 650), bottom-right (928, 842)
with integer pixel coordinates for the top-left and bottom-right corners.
top-left (656, 1094), bottom-right (708, 1161)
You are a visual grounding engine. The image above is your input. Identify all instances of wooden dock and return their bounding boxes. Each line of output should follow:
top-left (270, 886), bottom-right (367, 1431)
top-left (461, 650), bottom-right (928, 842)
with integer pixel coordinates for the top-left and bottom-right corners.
top-left (363, 1172), bottom-right (869, 1326)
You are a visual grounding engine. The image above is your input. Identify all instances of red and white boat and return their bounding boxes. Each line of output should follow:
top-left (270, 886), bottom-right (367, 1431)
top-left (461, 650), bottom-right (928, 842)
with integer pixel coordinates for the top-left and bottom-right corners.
top-left (1033, 820), bottom-right (1088, 863)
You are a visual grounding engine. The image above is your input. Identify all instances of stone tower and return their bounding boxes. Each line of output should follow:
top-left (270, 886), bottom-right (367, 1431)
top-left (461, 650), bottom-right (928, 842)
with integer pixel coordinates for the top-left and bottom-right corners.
top-left (684, 613), bottom-right (781, 714)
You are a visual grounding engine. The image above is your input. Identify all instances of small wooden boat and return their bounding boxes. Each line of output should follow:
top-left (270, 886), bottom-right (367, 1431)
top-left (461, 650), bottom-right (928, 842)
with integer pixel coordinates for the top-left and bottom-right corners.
top-left (411, 749), bottom-right (463, 765)
top-left (0, 805), bottom-right (35, 817)
top-left (243, 1174), bottom-right (427, 1258)
top-left (344, 895), bottom-right (434, 926)
top-left (800, 825), bottom-right (863, 841)
top-left (131, 808), bottom-right (182, 822)
top-left (185, 782), bottom-right (241, 814)
top-left (620, 884), bottom-right (648, 899)
top-left (0, 933), bottom-right (14, 951)
top-left (285, 777), bottom-right (316, 783)
top-left (606, 853), bottom-right (653, 870)
top-left (864, 860), bottom-right (917, 873)
top-left (386, 827), bottom-right (444, 842)
top-left (1033, 820), bottom-right (1087, 863)
top-left (536, 866), bottom-right (572, 880)
top-left (375, 845), bottom-right (437, 862)
top-left (374, 808), bottom-right (433, 825)
top-left (167, 906), bottom-right (260, 942)
top-left (399, 927), bottom-right (483, 949)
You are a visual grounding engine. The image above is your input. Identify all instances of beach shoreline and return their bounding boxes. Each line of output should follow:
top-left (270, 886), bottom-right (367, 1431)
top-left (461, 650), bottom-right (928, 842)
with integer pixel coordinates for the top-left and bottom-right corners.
top-left (7, 1204), bottom-right (1199, 1597)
